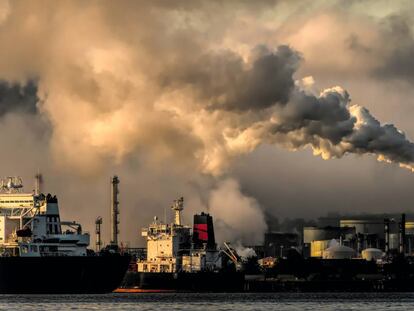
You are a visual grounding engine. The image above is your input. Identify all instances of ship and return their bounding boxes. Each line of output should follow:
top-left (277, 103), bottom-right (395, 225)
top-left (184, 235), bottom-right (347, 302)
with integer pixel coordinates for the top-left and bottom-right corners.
top-left (0, 176), bottom-right (130, 294)
top-left (121, 197), bottom-right (245, 292)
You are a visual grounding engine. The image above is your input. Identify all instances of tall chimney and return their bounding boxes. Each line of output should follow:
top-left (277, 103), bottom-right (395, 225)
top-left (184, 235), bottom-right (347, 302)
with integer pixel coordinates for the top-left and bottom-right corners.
top-left (399, 213), bottom-right (406, 255)
top-left (95, 216), bottom-right (102, 252)
top-left (384, 218), bottom-right (390, 254)
top-left (110, 175), bottom-right (120, 246)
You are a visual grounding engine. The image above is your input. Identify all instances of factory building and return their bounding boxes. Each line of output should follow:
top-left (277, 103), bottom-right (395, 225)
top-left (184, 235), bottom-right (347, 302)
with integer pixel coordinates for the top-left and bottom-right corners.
top-left (302, 214), bottom-right (413, 259)
top-left (404, 221), bottom-right (414, 254)
top-left (263, 232), bottom-right (299, 258)
top-left (303, 226), bottom-right (355, 258)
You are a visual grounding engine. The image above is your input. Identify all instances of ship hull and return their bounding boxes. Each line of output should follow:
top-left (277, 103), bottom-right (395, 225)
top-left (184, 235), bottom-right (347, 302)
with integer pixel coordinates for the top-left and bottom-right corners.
top-left (0, 255), bottom-right (130, 294)
top-left (122, 271), bottom-right (245, 292)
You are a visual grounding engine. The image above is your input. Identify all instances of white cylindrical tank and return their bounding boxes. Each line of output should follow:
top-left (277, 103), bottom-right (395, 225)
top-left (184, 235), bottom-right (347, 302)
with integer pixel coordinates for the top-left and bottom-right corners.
top-left (361, 248), bottom-right (383, 261)
top-left (322, 245), bottom-right (355, 259)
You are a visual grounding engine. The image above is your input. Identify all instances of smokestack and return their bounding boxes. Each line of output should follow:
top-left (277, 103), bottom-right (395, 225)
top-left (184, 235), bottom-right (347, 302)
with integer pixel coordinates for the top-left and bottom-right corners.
top-left (95, 216), bottom-right (102, 252)
top-left (34, 172), bottom-right (43, 195)
top-left (399, 213), bottom-right (406, 255)
top-left (384, 218), bottom-right (390, 254)
top-left (193, 212), bottom-right (216, 250)
top-left (110, 175), bottom-right (120, 246)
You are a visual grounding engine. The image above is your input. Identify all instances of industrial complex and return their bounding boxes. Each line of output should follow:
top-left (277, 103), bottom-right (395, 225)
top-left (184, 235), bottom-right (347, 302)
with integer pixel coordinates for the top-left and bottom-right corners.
top-left (4, 172), bottom-right (412, 293)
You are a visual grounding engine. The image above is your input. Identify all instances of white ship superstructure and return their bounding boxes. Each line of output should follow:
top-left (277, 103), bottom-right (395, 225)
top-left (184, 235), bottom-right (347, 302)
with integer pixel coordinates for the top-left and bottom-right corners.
top-left (137, 197), bottom-right (222, 273)
top-left (0, 176), bottom-right (89, 257)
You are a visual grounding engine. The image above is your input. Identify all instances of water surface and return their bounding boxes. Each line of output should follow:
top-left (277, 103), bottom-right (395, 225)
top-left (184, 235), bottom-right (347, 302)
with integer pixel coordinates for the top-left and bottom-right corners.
top-left (0, 292), bottom-right (413, 310)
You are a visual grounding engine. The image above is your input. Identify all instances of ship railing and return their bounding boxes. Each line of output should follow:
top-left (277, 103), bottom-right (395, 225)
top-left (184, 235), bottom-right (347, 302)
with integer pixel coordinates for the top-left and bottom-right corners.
top-left (39, 252), bottom-right (70, 257)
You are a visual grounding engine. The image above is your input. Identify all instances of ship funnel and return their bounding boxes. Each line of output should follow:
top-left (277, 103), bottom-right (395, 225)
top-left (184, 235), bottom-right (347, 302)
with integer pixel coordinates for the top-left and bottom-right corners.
top-left (171, 197), bottom-right (184, 226)
top-left (110, 176), bottom-right (120, 246)
top-left (193, 212), bottom-right (216, 249)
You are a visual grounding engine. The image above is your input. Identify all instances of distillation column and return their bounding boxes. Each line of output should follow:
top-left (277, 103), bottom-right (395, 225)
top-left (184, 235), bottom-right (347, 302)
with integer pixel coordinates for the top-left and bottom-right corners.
top-left (110, 175), bottom-right (120, 246)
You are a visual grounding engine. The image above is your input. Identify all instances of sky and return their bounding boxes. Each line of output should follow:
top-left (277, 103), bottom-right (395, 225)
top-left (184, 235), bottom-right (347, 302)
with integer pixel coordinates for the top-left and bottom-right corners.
top-left (0, 0), bottom-right (414, 246)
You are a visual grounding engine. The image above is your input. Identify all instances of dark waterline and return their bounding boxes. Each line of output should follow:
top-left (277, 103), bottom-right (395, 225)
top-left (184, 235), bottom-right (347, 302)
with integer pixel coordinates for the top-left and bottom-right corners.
top-left (0, 292), bottom-right (414, 311)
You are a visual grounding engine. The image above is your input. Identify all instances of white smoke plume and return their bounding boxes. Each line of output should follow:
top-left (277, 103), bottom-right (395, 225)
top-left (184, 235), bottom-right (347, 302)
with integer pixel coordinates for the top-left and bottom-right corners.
top-left (0, 2), bottom-right (411, 175)
top-left (208, 179), bottom-right (267, 245)
top-left (234, 242), bottom-right (257, 259)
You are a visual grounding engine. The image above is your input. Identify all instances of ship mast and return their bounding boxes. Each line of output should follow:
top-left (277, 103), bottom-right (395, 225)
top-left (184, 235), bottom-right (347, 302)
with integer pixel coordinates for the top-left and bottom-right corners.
top-left (171, 197), bottom-right (184, 226)
top-left (110, 175), bottom-right (120, 246)
top-left (34, 172), bottom-right (43, 195)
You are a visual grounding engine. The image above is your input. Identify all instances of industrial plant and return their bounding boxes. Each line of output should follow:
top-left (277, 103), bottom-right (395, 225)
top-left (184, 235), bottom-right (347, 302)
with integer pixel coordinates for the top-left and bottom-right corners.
top-left (89, 172), bottom-right (414, 292)
top-left (5, 172), bottom-right (414, 293)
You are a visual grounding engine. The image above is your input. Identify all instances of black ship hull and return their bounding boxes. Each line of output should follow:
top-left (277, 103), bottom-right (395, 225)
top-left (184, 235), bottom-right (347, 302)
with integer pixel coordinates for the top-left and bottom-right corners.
top-left (0, 255), bottom-right (130, 294)
top-left (123, 271), bottom-right (245, 292)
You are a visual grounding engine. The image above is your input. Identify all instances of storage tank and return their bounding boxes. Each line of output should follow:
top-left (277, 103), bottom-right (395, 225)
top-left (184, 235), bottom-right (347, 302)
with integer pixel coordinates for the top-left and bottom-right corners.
top-left (361, 248), bottom-right (383, 261)
top-left (322, 244), bottom-right (355, 259)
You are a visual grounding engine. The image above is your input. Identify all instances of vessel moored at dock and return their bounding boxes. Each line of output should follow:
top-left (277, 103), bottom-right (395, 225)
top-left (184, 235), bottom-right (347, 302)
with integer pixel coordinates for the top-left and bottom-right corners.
top-left (122, 197), bottom-right (244, 292)
top-left (0, 176), bottom-right (130, 294)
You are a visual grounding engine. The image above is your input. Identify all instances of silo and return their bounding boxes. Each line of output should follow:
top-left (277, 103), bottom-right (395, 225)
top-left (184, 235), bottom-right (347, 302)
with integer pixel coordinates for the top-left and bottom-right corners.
top-left (322, 244), bottom-right (355, 259)
top-left (361, 248), bottom-right (383, 261)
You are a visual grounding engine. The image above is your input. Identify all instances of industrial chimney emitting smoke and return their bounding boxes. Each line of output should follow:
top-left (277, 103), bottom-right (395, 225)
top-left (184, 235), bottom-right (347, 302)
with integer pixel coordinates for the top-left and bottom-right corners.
top-left (110, 175), bottom-right (120, 246)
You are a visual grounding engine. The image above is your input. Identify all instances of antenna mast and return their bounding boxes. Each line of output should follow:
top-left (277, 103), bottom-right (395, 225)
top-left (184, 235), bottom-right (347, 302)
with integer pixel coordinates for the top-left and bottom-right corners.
top-left (34, 172), bottom-right (43, 195)
top-left (171, 197), bottom-right (184, 226)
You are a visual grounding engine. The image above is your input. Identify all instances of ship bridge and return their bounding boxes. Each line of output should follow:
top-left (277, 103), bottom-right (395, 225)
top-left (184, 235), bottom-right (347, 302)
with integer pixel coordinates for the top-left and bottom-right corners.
top-left (0, 176), bottom-right (89, 256)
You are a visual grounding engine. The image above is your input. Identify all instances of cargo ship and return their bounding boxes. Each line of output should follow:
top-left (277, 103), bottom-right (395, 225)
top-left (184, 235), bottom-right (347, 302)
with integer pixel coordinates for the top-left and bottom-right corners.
top-left (121, 197), bottom-right (244, 291)
top-left (0, 176), bottom-right (130, 294)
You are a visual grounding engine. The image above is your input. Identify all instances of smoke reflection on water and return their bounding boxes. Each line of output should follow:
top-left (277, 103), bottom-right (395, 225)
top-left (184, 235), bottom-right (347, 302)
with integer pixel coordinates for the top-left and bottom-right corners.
top-left (0, 293), bottom-right (412, 311)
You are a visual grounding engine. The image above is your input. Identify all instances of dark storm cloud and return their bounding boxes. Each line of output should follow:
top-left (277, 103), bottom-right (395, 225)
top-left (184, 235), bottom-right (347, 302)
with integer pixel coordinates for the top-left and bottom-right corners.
top-left (161, 45), bottom-right (300, 111)
top-left (0, 80), bottom-right (38, 116)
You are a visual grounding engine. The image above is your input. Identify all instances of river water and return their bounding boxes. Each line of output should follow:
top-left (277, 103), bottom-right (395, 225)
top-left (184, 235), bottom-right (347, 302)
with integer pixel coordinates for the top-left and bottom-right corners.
top-left (0, 292), bottom-right (413, 310)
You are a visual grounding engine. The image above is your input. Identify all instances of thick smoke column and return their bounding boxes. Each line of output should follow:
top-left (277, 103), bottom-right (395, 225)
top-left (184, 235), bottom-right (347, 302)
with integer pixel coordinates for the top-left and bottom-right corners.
top-left (208, 179), bottom-right (266, 244)
top-left (262, 86), bottom-right (414, 172)
top-left (161, 44), bottom-right (414, 174)
top-left (0, 2), bottom-right (411, 175)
